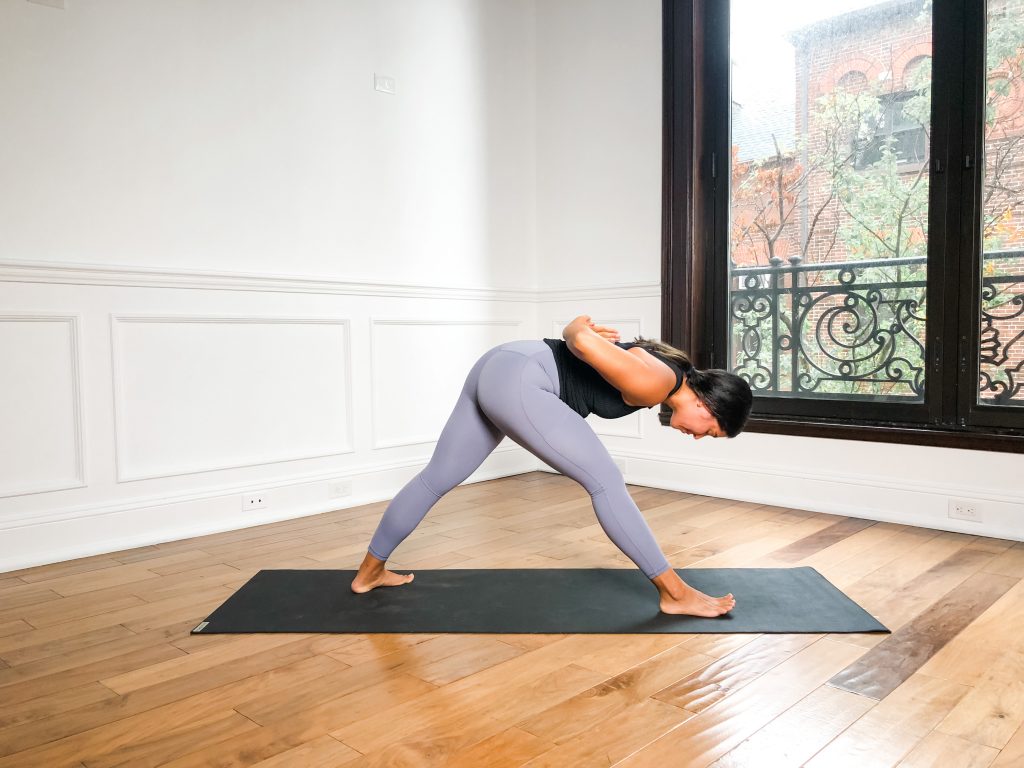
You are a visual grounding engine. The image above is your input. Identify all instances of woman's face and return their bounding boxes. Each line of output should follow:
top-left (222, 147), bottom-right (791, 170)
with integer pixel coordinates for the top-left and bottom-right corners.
top-left (666, 383), bottom-right (724, 439)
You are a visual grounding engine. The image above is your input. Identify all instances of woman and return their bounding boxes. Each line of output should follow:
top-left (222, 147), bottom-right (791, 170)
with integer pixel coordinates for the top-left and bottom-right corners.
top-left (351, 314), bottom-right (754, 617)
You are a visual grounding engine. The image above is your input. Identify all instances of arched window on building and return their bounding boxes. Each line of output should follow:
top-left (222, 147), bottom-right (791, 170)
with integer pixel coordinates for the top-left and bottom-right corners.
top-left (853, 57), bottom-right (930, 170)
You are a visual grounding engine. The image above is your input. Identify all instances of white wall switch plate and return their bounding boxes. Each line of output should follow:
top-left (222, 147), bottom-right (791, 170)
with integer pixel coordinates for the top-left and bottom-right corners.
top-left (374, 74), bottom-right (396, 94)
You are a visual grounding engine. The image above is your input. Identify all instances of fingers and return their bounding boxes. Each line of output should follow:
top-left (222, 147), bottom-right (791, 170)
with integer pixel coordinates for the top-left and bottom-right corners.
top-left (586, 320), bottom-right (621, 341)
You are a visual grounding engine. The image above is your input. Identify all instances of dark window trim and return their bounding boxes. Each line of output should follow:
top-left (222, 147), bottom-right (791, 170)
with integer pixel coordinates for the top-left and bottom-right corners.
top-left (660, 0), bottom-right (1024, 454)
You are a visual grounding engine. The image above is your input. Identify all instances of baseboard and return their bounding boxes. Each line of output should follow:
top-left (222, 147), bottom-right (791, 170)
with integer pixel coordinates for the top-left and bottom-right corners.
top-left (591, 452), bottom-right (1024, 542)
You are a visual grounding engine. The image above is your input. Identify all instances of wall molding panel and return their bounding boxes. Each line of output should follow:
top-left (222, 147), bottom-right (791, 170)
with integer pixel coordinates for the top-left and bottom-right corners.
top-left (369, 318), bottom-right (525, 450)
top-left (0, 313), bottom-right (86, 499)
top-left (0, 259), bottom-right (661, 302)
top-left (0, 259), bottom-right (543, 302)
top-left (110, 314), bottom-right (356, 482)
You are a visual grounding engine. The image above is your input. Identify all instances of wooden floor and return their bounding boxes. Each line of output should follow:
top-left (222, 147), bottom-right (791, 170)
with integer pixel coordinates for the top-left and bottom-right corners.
top-left (2, 471), bottom-right (1024, 767)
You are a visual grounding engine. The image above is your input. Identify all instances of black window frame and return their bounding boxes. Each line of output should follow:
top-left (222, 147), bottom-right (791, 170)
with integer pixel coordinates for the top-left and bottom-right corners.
top-left (661, 0), bottom-right (1024, 453)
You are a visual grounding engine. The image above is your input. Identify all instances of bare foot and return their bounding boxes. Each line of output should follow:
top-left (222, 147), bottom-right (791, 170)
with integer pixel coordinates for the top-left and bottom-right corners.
top-left (651, 567), bottom-right (734, 617)
top-left (350, 550), bottom-right (415, 594)
top-left (659, 584), bottom-right (735, 617)
top-left (350, 568), bottom-right (415, 594)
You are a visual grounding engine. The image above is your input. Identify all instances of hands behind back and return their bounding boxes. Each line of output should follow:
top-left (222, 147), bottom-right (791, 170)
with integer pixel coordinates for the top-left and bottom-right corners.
top-left (564, 315), bottom-right (622, 343)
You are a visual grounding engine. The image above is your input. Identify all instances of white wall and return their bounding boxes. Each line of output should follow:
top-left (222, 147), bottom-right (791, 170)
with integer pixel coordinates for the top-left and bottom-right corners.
top-left (0, 0), bottom-right (536, 287)
top-left (0, 0), bottom-right (540, 572)
top-left (1, 0), bottom-right (1021, 573)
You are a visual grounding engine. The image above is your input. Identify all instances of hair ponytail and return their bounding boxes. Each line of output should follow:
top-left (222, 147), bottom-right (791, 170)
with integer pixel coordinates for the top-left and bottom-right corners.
top-left (629, 335), bottom-right (694, 374)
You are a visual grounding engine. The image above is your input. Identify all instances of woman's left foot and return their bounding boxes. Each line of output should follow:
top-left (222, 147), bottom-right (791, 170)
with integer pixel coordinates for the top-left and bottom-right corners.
top-left (350, 568), bottom-right (415, 594)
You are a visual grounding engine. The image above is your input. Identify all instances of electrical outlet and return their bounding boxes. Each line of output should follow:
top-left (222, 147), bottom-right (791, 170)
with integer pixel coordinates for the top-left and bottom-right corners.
top-left (948, 497), bottom-right (983, 523)
top-left (242, 492), bottom-right (266, 511)
top-left (328, 480), bottom-right (352, 498)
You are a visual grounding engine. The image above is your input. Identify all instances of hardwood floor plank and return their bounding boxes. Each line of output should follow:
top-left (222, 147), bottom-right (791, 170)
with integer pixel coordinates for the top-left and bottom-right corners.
top-left (328, 634), bottom-right (624, 754)
top-left (197, 672), bottom-right (437, 765)
top-left (680, 633), bottom-right (761, 660)
top-left (828, 571), bottom-right (1017, 700)
top-left (992, 721), bottom-right (1024, 767)
top-left (917, 576), bottom-right (1024, 686)
top-left (3, 556), bottom-right (125, 584)
top-left (248, 734), bottom-right (361, 768)
top-left (0, 623), bottom-right (136, 667)
top-left (563, 633), bottom-right (698, 677)
top-left (24, 563), bottom-right (163, 598)
top-left (936, 676), bottom-right (1024, 749)
top-left (768, 517), bottom-right (879, 563)
top-left (439, 726), bottom-right (551, 768)
top-left (653, 633), bottom-right (823, 714)
top-left (100, 634), bottom-right (323, 695)
top-left (709, 685), bottom-right (875, 767)
top-left (805, 673), bottom-right (970, 768)
top-left (667, 515), bottom-right (810, 568)
top-left (984, 543), bottom-right (1024, 579)
top-left (397, 635), bottom-right (527, 687)
top-left (0, 647), bottom-right (346, 765)
top-left (0, 681), bottom-right (118, 731)
top-left (514, 643), bottom-right (713, 743)
top-left (838, 537), bottom-right (1004, 650)
top-left (613, 638), bottom-right (865, 768)
top-left (809, 526), bottom-right (943, 589)
top-left (517, 697), bottom-right (692, 768)
top-left (85, 711), bottom-right (259, 768)
top-left (336, 664), bottom-right (608, 766)
top-left (0, 634), bottom-right (189, 705)
top-left (0, 621), bottom-right (33, 639)
top-left (895, 730), bottom-right (998, 768)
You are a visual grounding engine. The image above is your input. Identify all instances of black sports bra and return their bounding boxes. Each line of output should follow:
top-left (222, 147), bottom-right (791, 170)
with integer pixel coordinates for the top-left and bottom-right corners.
top-left (541, 338), bottom-right (685, 419)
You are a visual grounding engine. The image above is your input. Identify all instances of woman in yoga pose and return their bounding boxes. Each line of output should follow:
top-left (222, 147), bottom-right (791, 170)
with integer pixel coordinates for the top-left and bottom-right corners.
top-left (351, 314), bottom-right (754, 616)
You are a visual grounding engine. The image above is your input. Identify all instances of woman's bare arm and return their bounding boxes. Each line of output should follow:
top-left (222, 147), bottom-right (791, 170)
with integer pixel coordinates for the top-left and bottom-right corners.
top-left (563, 319), bottom-right (675, 406)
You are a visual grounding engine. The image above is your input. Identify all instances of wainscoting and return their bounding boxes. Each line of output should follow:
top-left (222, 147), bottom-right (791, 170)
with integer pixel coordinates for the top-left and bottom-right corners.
top-left (2, 258), bottom-right (1021, 575)
top-left (0, 259), bottom-right (662, 572)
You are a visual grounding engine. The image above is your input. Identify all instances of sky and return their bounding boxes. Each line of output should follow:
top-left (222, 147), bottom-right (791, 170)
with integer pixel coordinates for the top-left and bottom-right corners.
top-left (730, 0), bottom-right (894, 105)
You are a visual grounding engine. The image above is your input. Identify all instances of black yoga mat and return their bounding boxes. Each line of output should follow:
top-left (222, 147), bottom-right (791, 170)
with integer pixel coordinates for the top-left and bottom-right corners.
top-left (192, 567), bottom-right (888, 634)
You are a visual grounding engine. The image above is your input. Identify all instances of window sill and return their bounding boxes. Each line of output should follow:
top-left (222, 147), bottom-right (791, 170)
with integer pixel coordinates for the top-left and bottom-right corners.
top-left (657, 410), bottom-right (1024, 453)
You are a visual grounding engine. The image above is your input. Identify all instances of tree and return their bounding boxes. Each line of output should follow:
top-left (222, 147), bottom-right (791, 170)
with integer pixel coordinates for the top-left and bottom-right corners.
top-left (730, 0), bottom-right (1024, 401)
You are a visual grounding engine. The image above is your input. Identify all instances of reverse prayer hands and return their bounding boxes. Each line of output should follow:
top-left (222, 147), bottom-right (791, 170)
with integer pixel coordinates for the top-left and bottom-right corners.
top-left (563, 315), bottom-right (622, 345)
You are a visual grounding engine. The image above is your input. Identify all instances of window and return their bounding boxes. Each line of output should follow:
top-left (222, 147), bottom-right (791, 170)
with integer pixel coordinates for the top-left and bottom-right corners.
top-left (853, 91), bottom-right (929, 169)
top-left (662, 0), bottom-right (1024, 452)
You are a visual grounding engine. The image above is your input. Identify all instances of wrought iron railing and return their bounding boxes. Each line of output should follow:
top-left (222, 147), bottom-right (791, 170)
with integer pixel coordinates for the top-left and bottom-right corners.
top-left (729, 250), bottom-right (1024, 402)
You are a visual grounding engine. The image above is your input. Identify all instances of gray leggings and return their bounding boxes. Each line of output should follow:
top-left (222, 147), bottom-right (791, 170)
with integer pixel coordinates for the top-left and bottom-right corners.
top-left (367, 339), bottom-right (672, 580)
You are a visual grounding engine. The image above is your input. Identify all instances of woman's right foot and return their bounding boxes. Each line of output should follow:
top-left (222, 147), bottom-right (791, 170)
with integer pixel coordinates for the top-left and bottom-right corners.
top-left (659, 583), bottom-right (735, 617)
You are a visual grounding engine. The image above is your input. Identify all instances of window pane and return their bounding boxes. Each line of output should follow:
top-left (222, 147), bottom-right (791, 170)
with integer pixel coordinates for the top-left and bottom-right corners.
top-left (979, 0), bottom-right (1024, 407)
top-left (729, 0), bottom-right (931, 401)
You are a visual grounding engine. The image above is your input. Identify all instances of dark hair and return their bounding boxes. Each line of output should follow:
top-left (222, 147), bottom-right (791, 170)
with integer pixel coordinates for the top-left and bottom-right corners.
top-left (629, 335), bottom-right (753, 438)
